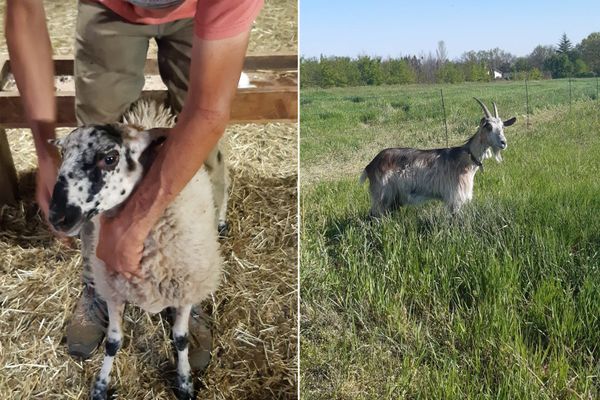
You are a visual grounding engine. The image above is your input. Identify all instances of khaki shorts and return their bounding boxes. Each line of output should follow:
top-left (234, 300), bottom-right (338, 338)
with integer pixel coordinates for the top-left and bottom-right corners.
top-left (74, 0), bottom-right (194, 122)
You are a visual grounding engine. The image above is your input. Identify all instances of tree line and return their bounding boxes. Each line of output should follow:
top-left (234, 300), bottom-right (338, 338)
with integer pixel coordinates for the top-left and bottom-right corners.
top-left (301, 32), bottom-right (600, 88)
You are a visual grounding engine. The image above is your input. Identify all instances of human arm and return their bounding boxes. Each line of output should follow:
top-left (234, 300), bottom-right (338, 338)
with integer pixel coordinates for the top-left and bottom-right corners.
top-left (96, 30), bottom-right (250, 278)
top-left (5, 0), bottom-right (59, 219)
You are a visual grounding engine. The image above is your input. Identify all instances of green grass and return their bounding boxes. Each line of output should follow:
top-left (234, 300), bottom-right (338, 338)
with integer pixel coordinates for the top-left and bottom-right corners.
top-left (300, 80), bottom-right (600, 399)
top-left (300, 79), bottom-right (600, 184)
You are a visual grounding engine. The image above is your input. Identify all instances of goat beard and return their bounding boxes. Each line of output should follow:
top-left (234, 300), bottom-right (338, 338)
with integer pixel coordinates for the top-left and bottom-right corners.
top-left (483, 147), bottom-right (503, 162)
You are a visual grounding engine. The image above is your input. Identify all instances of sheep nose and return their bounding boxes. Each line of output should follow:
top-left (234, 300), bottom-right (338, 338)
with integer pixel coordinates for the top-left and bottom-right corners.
top-left (500, 140), bottom-right (507, 148)
top-left (48, 203), bottom-right (83, 232)
top-left (48, 175), bottom-right (83, 232)
top-left (48, 209), bottom-right (66, 227)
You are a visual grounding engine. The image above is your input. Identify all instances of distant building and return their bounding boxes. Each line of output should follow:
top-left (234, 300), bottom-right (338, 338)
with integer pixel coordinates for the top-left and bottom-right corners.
top-left (486, 69), bottom-right (505, 79)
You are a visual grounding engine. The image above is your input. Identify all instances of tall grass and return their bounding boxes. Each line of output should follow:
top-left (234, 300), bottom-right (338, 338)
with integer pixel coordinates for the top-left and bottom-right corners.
top-left (300, 80), bottom-right (600, 399)
top-left (301, 79), bottom-right (599, 182)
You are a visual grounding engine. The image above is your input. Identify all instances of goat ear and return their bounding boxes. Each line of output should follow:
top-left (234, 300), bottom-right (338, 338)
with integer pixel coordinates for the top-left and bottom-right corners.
top-left (503, 117), bottom-right (516, 126)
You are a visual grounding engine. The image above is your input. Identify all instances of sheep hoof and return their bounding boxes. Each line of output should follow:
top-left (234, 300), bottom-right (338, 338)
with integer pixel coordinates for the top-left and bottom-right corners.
top-left (176, 373), bottom-right (194, 400)
top-left (217, 221), bottom-right (229, 238)
top-left (90, 377), bottom-right (108, 400)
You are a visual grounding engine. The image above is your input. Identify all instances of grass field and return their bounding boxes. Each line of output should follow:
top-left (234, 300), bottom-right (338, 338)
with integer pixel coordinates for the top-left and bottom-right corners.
top-left (300, 79), bottom-right (600, 399)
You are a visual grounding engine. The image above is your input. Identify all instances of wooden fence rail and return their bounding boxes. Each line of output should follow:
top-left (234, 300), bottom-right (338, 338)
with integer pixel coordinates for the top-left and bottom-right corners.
top-left (0, 53), bottom-right (298, 205)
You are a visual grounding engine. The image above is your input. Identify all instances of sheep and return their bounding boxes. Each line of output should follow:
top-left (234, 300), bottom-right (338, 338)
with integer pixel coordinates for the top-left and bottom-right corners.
top-left (47, 103), bottom-right (222, 400)
top-left (360, 98), bottom-right (516, 216)
top-left (122, 100), bottom-right (230, 234)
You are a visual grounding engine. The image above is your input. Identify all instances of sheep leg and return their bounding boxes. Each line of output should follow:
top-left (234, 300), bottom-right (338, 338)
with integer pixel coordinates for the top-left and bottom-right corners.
top-left (173, 304), bottom-right (194, 400)
top-left (205, 145), bottom-right (230, 235)
top-left (218, 164), bottom-right (230, 235)
top-left (90, 300), bottom-right (124, 400)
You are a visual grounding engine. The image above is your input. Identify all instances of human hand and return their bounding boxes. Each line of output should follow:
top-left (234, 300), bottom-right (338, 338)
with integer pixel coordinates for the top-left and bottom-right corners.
top-left (36, 151), bottom-right (74, 247)
top-left (96, 214), bottom-right (146, 280)
top-left (35, 151), bottom-right (59, 219)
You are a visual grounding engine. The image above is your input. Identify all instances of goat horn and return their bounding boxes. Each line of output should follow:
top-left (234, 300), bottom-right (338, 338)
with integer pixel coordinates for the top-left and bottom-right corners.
top-left (473, 97), bottom-right (491, 119)
top-left (492, 102), bottom-right (499, 118)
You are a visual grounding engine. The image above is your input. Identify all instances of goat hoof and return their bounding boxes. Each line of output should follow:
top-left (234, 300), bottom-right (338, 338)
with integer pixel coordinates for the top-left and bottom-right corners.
top-left (217, 221), bottom-right (229, 238)
top-left (176, 373), bottom-right (194, 400)
top-left (90, 377), bottom-right (109, 400)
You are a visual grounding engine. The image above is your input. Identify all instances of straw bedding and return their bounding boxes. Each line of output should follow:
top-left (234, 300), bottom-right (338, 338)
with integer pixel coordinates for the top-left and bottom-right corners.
top-left (0, 0), bottom-right (298, 399)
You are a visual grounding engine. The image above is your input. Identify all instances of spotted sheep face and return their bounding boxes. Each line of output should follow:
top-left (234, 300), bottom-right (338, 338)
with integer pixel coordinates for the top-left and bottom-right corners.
top-left (48, 124), bottom-right (160, 236)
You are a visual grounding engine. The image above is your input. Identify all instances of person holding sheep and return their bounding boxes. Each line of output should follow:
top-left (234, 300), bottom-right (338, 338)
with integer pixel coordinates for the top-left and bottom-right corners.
top-left (5, 0), bottom-right (262, 372)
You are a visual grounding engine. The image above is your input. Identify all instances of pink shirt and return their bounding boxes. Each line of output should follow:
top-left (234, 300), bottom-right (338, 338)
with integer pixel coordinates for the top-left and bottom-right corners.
top-left (95, 0), bottom-right (263, 39)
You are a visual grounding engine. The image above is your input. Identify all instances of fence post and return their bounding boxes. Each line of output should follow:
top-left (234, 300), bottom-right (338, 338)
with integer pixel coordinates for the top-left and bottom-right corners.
top-left (525, 73), bottom-right (530, 130)
top-left (596, 75), bottom-right (600, 103)
top-left (440, 88), bottom-right (448, 147)
top-left (569, 76), bottom-right (572, 113)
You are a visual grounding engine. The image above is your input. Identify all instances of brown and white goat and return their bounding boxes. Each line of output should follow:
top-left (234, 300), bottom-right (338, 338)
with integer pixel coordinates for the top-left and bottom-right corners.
top-left (360, 98), bottom-right (516, 216)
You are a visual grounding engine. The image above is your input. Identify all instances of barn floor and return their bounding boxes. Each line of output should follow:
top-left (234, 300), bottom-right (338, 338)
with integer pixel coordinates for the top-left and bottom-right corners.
top-left (0, 1), bottom-right (297, 399)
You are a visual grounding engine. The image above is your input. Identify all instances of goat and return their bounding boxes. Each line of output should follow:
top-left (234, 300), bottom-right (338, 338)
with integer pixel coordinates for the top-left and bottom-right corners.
top-left (360, 98), bottom-right (516, 216)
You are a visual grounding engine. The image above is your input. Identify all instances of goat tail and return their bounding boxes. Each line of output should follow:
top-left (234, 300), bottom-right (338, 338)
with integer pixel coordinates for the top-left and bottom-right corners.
top-left (359, 170), bottom-right (368, 185)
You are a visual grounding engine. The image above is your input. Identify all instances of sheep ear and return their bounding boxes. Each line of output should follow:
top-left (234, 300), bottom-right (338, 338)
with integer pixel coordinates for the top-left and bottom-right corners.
top-left (503, 117), bottom-right (516, 126)
top-left (145, 128), bottom-right (169, 143)
top-left (130, 128), bottom-right (168, 157)
top-left (48, 138), bottom-right (63, 148)
top-left (119, 123), bottom-right (144, 139)
top-left (138, 129), bottom-right (168, 170)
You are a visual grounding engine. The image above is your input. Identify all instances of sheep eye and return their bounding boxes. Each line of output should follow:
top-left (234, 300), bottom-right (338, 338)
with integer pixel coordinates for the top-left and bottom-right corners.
top-left (98, 150), bottom-right (119, 169)
top-left (104, 153), bottom-right (118, 165)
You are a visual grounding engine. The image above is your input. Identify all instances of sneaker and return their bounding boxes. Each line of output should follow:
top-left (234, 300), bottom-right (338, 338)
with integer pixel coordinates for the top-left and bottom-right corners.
top-left (187, 306), bottom-right (212, 372)
top-left (66, 285), bottom-right (108, 359)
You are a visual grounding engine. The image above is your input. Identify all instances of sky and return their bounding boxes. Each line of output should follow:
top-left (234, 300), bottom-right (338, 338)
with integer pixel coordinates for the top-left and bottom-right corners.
top-left (300, 1), bottom-right (600, 60)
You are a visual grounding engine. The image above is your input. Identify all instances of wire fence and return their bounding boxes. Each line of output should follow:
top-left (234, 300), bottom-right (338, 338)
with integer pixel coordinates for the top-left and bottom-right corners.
top-left (303, 77), bottom-right (599, 142)
top-left (444, 77), bottom-right (598, 141)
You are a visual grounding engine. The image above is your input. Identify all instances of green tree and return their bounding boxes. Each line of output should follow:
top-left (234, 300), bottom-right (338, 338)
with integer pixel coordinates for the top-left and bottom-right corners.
top-left (329, 57), bottom-right (361, 86)
top-left (319, 56), bottom-right (348, 88)
top-left (574, 59), bottom-right (591, 77)
top-left (356, 56), bottom-right (383, 85)
top-left (513, 67), bottom-right (544, 81)
top-left (436, 62), bottom-right (464, 83)
top-left (579, 32), bottom-right (600, 74)
top-left (462, 61), bottom-right (489, 82)
top-left (544, 53), bottom-right (573, 78)
top-left (514, 57), bottom-right (530, 72)
top-left (381, 58), bottom-right (416, 85)
top-left (529, 67), bottom-right (544, 80)
top-left (300, 57), bottom-right (321, 88)
top-left (557, 33), bottom-right (573, 54)
top-left (529, 45), bottom-right (555, 70)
